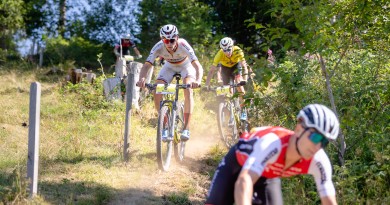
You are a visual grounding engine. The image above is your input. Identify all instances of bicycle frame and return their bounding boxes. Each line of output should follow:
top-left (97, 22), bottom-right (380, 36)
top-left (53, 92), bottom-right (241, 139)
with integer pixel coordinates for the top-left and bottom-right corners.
top-left (142, 74), bottom-right (190, 171)
top-left (159, 74), bottom-right (183, 142)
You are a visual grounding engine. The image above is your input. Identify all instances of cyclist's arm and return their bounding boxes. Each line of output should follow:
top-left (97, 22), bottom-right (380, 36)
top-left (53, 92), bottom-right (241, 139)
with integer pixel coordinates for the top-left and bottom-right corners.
top-left (113, 45), bottom-right (120, 57)
top-left (241, 59), bottom-right (248, 81)
top-left (191, 60), bottom-right (203, 85)
top-left (321, 196), bottom-right (337, 205)
top-left (234, 169), bottom-right (259, 205)
top-left (138, 62), bottom-right (153, 85)
top-left (205, 64), bottom-right (219, 87)
top-left (235, 135), bottom-right (281, 205)
top-left (309, 150), bottom-right (338, 205)
top-left (133, 47), bottom-right (142, 57)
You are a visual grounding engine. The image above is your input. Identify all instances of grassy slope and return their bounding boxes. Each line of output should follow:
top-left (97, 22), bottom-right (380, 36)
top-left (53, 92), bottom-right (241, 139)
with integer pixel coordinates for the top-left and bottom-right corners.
top-left (0, 69), bottom-right (226, 204)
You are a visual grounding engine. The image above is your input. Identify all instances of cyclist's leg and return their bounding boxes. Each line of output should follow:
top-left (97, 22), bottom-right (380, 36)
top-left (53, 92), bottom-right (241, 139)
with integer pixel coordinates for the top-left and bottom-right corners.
top-left (252, 177), bottom-right (283, 205)
top-left (180, 62), bottom-right (196, 128)
top-left (220, 65), bottom-right (233, 86)
top-left (205, 144), bottom-right (242, 205)
top-left (155, 65), bottom-right (174, 112)
top-left (234, 62), bottom-right (245, 96)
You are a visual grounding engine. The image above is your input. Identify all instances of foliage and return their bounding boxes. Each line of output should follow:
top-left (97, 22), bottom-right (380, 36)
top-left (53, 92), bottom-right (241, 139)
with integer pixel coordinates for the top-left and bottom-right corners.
top-left (80, 0), bottom-right (142, 44)
top-left (246, 49), bottom-right (389, 203)
top-left (43, 36), bottom-right (114, 69)
top-left (137, 0), bottom-right (215, 56)
top-left (0, 0), bottom-right (25, 51)
top-left (0, 0), bottom-right (25, 37)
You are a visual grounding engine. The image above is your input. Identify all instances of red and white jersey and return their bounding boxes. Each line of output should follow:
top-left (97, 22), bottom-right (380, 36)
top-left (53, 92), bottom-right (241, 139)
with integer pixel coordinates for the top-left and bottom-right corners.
top-left (145, 38), bottom-right (198, 65)
top-left (236, 126), bottom-right (336, 197)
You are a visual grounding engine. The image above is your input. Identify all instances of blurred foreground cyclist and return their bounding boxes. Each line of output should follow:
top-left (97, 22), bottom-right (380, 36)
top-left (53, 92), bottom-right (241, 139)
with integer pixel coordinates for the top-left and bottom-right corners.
top-left (205, 104), bottom-right (340, 205)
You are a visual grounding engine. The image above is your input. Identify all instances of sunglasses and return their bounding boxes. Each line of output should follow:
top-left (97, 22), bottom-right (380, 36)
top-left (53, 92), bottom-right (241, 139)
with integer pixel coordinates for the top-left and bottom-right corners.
top-left (163, 38), bottom-right (176, 44)
top-left (223, 48), bottom-right (232, 52)
top-left (308, 131), bottom-right (329, 148)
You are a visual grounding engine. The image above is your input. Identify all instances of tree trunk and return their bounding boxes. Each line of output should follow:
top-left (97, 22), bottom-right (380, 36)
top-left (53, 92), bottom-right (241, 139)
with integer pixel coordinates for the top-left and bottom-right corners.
top-left (318, 54), bottom-right (346, 166)
top-left (59, 0), bottom-right (66, 37)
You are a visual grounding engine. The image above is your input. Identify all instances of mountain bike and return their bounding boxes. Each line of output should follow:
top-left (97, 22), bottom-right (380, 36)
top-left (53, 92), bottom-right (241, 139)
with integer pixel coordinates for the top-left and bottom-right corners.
top-left (145, 74), bottom-right (190, 171)
top-left (213, 81), bottom-right (249, 148)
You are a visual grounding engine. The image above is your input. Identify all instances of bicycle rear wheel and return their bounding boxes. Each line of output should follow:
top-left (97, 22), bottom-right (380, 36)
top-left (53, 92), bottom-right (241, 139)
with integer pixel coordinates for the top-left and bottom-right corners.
top-left (157, 105), bottom-right (173, 171)
top-left (217, 100), bottom-right (239, 148)
top-left (174, 102), bottom-right (186, 162)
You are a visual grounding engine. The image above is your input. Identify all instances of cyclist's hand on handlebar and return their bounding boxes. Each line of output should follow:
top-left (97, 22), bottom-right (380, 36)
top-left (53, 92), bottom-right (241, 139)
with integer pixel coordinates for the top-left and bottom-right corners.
top-left (136, 55), bottom-right (142, 59)
top-left (191, 82), bottom-right (201, 88)
top-left (239, 81), bottom-right (247, 86)
top-left (136, 78), bottom-right (146, 88)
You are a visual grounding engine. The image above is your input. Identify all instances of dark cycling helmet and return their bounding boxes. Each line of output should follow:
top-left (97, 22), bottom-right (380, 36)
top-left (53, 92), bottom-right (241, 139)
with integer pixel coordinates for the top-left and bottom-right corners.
top-left (160, 24), bottom-right (179, 39)
top-left (220, 37), bottom-right (234, 50)
top-left (297, 104), bottom-right (340, 140)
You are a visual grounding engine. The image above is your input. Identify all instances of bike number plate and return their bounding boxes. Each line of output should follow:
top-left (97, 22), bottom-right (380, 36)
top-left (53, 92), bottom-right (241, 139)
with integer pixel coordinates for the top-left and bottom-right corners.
top-left (156, 84), bottom-right (175, 94)
top-left (123, 55), bottom-right (134, 62)
top-left (215, 86), bottom-right (230, 96)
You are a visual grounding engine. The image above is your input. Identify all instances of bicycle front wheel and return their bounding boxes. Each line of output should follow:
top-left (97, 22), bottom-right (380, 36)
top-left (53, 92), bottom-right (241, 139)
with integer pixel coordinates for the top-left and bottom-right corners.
top-left (157, 104), bottom-right (173, 171)
top-left (217, 101), bottom-right (239, 148)
top-left (174, 102), bottom-right (186, 162)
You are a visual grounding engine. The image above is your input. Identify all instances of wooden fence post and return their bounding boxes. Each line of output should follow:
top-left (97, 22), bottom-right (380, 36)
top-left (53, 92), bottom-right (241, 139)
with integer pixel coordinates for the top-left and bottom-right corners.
top-left (27, 82), bottom-right (41, 198)
top-left (123, 68), bottom-right (133, 161)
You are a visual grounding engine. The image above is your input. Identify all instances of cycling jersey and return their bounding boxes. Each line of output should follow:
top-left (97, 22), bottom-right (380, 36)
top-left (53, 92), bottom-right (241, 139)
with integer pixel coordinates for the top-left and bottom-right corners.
top-left (145, 38), bottom-right (199, 83)
top-left (145, 38), bottom-right (198, 65)
top-left (114, 39), bottom-right (136, 56)
top-left (212, 46), bottom-right (245, 67)
top-left (237, 126), bottom-right (336, 197)
top-left (206, 126), bottom-right (336, 205)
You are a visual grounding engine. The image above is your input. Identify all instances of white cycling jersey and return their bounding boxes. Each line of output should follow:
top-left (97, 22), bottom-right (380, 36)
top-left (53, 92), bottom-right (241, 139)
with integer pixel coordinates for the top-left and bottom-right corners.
top-left (146, 38), bottom-right (198, 65)
top-left (145, 38), bottom-right (199, 83)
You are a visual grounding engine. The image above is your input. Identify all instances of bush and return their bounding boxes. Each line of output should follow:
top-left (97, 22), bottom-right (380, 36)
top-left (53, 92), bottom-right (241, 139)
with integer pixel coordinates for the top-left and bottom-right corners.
top-left (44, 36), bottom-right (114, 70)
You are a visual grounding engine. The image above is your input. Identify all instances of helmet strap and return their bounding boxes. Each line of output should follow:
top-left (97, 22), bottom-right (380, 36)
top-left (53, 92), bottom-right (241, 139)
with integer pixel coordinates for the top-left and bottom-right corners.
top-left (295, 128), bottom-right (308, 157)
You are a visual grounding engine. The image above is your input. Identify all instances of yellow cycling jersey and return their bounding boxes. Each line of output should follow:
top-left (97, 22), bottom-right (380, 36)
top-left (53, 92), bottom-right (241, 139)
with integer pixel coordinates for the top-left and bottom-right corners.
top-left (212, 46), bottom-right (245, 67)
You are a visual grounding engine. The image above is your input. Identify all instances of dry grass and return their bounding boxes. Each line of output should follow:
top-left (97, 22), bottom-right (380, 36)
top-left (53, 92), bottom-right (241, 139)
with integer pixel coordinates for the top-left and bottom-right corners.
top-left (0, 68), bottom-right (226, 204)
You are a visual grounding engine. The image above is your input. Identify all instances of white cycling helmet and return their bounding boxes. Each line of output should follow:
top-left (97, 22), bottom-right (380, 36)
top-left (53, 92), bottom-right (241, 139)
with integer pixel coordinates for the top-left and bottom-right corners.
top-left (297, 104), bottom-right (340, 140)
top-left (220, 37), bottom-right (234, 50)
top-left (121, 33), bottom-right (131, 40)
top-left (160, 24), bottom-right (179, 39)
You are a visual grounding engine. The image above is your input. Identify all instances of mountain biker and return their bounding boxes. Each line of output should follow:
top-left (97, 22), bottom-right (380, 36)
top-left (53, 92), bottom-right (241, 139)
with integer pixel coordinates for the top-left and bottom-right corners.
top-left (136, 24), bottom-right (203, 142)
top-left (205, 104), bottom-right (340, 205)
top-left (205, 37), bottom-right (250, 120)
top-left (113, 34), bottom-right (142, 60)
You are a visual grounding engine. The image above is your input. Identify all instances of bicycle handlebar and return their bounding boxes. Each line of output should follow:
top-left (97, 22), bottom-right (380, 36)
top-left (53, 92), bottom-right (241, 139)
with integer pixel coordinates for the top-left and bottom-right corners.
top-left (210, 81), bottom-right (246, 91)
top-left (143, 83), bottom-right (192, 91)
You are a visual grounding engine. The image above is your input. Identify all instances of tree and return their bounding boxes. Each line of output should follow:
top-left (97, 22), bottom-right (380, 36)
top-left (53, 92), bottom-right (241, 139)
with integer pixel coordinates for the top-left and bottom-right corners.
top-left (249, 0), bottom-right (389, 166)
top-left (137, 0), bottom-right (215, 54)
top-left (0, 0), bottom-right (25, 50)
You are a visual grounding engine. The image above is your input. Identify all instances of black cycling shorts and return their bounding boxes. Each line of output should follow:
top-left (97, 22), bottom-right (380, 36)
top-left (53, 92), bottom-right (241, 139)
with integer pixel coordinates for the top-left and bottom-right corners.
top-left (205, 143), bottom-right (283, 205)
top-left (220, 63), bottom-right (242, 85)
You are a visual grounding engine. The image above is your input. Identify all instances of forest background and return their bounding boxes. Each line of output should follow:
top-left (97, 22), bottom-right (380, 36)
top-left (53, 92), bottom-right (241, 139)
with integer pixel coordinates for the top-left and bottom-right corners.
top-left (0, 0), bottom-right (389, 204)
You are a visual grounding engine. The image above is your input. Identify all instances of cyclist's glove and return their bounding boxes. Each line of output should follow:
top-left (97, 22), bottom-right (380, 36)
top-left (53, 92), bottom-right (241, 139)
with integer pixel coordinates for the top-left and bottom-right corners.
top-left (136, 55), bottom-right (142, 59)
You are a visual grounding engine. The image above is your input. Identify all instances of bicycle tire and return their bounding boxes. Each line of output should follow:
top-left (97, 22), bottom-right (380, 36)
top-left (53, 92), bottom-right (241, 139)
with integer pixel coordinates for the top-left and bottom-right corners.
top-left (217, 100), bottom-right (239, 148)
top-left (156, 104), bottom-right (173, 171)
top-left (174, 101), bottom-right (186, 162)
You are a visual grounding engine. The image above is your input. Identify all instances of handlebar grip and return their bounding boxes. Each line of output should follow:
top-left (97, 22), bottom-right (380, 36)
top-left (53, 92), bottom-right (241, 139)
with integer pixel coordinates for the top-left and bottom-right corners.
top-left (239, 81), bottom-right (247, 86)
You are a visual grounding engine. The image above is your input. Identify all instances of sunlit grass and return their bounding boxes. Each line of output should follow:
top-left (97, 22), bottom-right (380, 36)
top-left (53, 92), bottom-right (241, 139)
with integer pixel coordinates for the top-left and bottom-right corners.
top-left (0, 67), bottom-right (220, 204)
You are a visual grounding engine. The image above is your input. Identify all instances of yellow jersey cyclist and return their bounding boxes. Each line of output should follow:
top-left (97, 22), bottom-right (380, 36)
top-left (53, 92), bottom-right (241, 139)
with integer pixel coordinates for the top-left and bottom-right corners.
top-left (137, 24), bottom-right (203, 142)
top-left (205, 37), bottom-right (251, 120)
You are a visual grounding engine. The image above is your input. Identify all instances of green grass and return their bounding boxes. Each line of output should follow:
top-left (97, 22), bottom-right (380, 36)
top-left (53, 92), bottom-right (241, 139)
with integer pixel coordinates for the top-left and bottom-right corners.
top-left (0, 66), bottom-right (224, 204)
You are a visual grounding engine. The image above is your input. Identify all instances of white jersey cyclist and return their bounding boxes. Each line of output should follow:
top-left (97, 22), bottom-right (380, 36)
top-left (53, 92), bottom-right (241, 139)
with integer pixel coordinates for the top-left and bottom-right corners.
top-left (238, 126), bottom-right (336, 197)
top-left (145, 38), bottom-right (199, 83)
top-left (137, 24), bottom-right (203, 142)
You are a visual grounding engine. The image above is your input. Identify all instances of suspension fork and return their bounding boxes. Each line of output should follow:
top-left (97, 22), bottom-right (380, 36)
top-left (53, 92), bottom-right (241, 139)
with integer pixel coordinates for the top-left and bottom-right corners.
top-left (169, 75), bottom-right (181, 138)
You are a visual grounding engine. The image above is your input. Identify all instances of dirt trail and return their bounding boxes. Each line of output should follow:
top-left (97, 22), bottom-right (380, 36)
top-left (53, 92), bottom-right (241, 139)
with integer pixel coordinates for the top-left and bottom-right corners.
top-left (109, 116), bottom-right (223, 205)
